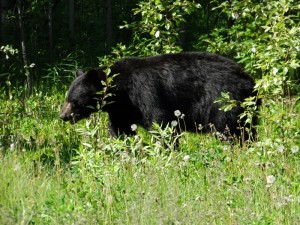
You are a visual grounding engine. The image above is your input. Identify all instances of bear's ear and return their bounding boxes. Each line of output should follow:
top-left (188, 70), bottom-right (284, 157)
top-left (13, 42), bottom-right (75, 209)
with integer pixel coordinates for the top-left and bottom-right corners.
top-left (75, 69), bottom-right (84, 77)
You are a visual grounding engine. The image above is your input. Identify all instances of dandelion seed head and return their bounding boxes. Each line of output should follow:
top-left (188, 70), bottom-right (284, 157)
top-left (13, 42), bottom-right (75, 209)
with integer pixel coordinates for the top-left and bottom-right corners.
top-left (277, 144), bottom-right (284, 153)
top-left (266, 175), bottom-right (276, 184)
top-left (183, 155), bottom-right (190, 161)
top-left (14, 163), bottom-right (21, 171)
top-left (174, 110), bottom-right (181, 117)
top-left (107, 195), bottom-right (114, 204)
top-left (171, 120), bottom-right (178, 127)
top-left (224, 156), bottom-right (232, 162)
top-left (155, 141), bottom-right (161, 146)
top-left (131, 124), bottom-right (137, 131)
top-left (291, 145), bottom-right (299, 154)
top-left (244, 177), bottom-right (251, 183)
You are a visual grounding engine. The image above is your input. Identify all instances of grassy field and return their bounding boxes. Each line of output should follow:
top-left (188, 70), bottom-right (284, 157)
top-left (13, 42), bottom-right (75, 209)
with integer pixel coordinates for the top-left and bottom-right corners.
top-left (1, 90), bottom-right (300, 224)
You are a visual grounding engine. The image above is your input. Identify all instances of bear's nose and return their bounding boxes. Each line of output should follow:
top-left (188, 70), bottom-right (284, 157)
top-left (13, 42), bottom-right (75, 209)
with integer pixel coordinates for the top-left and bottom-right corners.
top-left (59, 112), bottom-right (69, 121)
top-left (59, 114), bottom-right (65, 120)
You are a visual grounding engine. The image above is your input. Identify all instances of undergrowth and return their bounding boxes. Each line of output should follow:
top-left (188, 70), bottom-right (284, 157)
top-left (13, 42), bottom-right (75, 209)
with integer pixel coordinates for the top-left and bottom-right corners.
top-left (0, 85), bottom-right (300, 224)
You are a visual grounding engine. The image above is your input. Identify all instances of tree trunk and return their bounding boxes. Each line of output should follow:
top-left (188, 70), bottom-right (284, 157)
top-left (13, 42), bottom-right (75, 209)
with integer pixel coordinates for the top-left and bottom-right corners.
top-left (103, 0), bottom-right (112, 51)
top-left (206, 0), bottom-right (211, 33)
top-left (1, 0), bottom-right (8, 45)
top-left (69, 0), bottom-right (75, 44)
top-left (17, 0), bottom-right (32, 98)
top-left (48, 1), bottom-right (54, 62)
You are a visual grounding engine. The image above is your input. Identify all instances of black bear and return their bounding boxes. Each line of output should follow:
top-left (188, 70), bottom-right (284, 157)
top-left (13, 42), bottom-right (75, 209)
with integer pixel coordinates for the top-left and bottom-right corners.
top-left (60, 52), bottom-right (259, 141)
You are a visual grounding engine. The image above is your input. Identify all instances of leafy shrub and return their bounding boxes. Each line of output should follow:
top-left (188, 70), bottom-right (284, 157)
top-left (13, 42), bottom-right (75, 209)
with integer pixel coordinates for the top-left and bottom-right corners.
top-left (117, 0), bottom-right (200, 56)
top-left (196, 0), bottom-right (300, 149)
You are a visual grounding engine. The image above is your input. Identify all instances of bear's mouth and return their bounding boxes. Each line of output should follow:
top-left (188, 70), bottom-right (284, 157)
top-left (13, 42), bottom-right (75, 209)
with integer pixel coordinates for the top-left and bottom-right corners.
top-left (60, 112), bottom-right (80, 124)
top-left (62, 112), bottom-right (91, 124)
top-left (67, 114), bottom-right (83, 124)
top-left (60, 102), bottom-right (97, 124)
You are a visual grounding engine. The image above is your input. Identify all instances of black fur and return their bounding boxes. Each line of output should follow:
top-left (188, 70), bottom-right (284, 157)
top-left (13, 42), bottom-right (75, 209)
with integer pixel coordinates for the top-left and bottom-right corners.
top-left (60, 52), bottom-right (258, 140)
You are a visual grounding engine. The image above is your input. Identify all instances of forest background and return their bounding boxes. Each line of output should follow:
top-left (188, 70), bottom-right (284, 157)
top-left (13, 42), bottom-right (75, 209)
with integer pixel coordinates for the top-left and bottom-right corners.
top-left (1, 0), bottom-right (300, 224)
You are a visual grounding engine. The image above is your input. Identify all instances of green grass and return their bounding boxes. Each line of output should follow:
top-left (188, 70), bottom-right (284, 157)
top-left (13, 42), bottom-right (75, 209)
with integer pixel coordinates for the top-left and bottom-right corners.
top-left (1, 90), bottom-right (300, 224)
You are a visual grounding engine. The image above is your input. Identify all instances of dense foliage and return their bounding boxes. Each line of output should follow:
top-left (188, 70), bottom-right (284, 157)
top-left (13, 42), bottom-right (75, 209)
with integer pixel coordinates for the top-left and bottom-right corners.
top-left (1, 0), bottom-right (300, 224)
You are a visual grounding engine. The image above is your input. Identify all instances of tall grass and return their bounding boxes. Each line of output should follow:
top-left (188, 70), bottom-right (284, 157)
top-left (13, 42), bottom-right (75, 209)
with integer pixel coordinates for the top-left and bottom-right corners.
top-left (1, 85), bottom-right (300, 224)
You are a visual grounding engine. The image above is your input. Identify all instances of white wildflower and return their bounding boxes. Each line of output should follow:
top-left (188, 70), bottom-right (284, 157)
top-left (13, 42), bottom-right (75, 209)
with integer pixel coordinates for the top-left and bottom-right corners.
top-left (183, 155), bottom-right (190, 161)
top-left (222, 145), bottom-right (229, 151)
top-left (10, 143), bottom-right (15, 151)
top-left (272, 67), bottom-right (278, 75)
top-left (232, 12), bottom-right (239, 19)
top-left (284, 195), bottom-right (294, 203)
top-left (180, 113), bottom-right (185, 119)
top-left (198, 124), bottom-right (203, 131)
top-left (14, 163), bottom-right (21, 171)
top-left (121, 152), bottom-right (130, 163)
top-left (277, 144), bottom-right (284, 153)
top-left (174, 110), bottom-right (181, 117)
top-left (131, 124), bottom-right (137, 131)
top-left (244, 177), bottom-right (251, 183)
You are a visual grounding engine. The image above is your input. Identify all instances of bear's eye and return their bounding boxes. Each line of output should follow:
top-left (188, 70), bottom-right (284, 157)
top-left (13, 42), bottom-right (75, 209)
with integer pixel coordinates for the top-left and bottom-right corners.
top-left (71, 100), bottom-right (88, 109)
top-left (71, 101), bottom-right (79, 108)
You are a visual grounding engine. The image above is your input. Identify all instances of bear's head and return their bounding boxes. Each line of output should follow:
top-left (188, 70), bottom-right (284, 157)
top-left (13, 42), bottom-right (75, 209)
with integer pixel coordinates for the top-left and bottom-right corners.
top-left (60, 68), bottom-right (106, 123)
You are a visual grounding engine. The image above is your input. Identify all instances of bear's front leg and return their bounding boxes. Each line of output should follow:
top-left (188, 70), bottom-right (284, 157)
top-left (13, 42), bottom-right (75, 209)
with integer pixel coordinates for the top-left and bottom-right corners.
top-left (107, 114), bottom-right (137, 137)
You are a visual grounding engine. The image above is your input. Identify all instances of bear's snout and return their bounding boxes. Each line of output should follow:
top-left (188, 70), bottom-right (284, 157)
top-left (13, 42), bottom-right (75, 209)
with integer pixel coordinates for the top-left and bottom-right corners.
top-left (59, 112), bottom-right (70, 121)
top-left (60, 102), bottom-right (73, 122)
